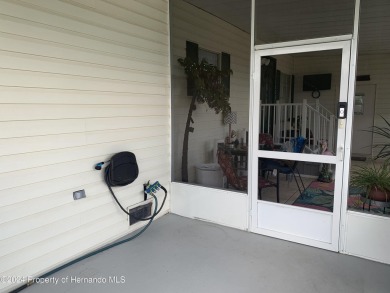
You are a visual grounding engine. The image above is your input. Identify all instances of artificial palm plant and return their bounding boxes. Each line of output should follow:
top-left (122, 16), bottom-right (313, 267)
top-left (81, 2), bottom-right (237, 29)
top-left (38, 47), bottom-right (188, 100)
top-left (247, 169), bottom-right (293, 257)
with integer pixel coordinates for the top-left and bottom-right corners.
top-left (350, 115), bottom-right (390, 202)
top-left (370, 115), bottom-right (390, 161)
top-left (350, 162), bottom-right (390, 202)
top-left (177, 57), bottom-right (232, 182)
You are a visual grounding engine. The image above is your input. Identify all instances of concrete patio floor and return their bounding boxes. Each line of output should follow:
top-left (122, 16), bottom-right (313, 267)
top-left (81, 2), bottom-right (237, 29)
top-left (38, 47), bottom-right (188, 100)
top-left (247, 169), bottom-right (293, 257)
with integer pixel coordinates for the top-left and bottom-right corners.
top-left (23, 214), bottom-right (390, 293)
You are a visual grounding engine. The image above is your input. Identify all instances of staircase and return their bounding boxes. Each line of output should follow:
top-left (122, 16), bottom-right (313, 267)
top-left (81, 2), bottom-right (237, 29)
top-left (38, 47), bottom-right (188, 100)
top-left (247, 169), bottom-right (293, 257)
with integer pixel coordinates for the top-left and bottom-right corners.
top-left (260, 99), bottom-right (336, 153)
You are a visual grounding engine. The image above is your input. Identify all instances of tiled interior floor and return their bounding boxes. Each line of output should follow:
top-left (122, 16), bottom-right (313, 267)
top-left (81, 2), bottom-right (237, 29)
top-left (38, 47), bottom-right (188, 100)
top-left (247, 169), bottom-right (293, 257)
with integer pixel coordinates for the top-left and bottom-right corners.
top-left (224, 174), bottom-right (316, 205)
top-left (222, 157), bottom-right (389, 214)
top-left (259, 175), bottom-right (315, 204)
top-left (236, 158), bottom-right (385, 199)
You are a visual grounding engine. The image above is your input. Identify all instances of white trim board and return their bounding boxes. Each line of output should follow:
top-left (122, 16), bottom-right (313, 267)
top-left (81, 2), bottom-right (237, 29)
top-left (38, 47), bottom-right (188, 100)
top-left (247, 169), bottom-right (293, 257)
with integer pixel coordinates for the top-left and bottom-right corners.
top-left (255, 35), bottom-right (353, 50)
top-left (344, 211), bottom-right (390, 265)
top-left (253, 201), bottom-right (336, 251)
top-left (170, 182), bottom-right (248, 230)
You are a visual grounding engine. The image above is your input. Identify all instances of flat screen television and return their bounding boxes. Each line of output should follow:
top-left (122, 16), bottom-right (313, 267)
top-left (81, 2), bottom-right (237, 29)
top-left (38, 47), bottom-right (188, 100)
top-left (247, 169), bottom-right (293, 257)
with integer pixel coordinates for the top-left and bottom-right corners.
top-left (303, 74), bottom-right (331, 91)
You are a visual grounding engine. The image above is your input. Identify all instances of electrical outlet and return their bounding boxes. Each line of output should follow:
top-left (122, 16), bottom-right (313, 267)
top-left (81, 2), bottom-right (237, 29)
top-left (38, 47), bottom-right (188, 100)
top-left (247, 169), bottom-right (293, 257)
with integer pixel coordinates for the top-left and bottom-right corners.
top-left (73, 189), bottom-right (86, 200)
top-left (128, 200), bottom-right (153, 226)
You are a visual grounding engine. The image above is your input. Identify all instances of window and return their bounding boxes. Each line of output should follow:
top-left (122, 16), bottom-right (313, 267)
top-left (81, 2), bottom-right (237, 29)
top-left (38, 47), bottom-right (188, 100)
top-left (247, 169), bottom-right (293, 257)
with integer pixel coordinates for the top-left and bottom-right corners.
top-left (199, 48), bottom-right (219, 67)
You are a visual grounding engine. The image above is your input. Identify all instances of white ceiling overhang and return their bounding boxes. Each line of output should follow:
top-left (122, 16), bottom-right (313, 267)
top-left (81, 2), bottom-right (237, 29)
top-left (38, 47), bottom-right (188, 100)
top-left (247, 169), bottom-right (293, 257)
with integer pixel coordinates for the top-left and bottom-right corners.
top-left (184, 0), bottom-right (390, 54)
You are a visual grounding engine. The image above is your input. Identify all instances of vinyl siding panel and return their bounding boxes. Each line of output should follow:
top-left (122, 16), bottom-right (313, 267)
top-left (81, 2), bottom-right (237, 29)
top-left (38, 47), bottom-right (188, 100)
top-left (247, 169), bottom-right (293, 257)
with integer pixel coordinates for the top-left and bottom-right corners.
top-left (0, 0), bottom-right (170, 291)
top-left (171, 0), bottom-right (250, 182)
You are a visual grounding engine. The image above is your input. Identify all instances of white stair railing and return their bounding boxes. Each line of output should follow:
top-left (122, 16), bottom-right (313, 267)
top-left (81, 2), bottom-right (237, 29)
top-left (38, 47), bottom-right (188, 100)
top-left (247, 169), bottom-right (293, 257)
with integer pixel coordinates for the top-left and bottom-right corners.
top-left (305, 103), bottom-right (337, 152)
top-left (260, 99), bottom-right (337, 153)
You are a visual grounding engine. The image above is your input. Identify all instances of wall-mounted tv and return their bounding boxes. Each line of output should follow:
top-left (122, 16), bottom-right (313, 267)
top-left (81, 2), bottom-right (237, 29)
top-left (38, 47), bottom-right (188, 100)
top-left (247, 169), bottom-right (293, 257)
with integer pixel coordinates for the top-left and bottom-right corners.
top-left (303, 74), bottom-right (331, 91)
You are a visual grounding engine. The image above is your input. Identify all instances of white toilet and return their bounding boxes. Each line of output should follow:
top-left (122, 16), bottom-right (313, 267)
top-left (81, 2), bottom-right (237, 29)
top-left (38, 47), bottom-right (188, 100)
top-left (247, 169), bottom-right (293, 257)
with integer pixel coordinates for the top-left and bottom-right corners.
top-left (195, 163), bottom-right (223, 188)
top-left (195, 139), bottom-right (225, 188)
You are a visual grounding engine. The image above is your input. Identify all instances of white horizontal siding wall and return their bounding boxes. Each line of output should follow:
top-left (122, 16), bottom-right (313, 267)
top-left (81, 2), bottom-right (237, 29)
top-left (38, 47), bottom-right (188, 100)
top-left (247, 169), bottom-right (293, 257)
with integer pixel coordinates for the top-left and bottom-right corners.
top-left (0, 0), bottom-right (170, 291)
top-left (171, 0), bottom-right (250, 182)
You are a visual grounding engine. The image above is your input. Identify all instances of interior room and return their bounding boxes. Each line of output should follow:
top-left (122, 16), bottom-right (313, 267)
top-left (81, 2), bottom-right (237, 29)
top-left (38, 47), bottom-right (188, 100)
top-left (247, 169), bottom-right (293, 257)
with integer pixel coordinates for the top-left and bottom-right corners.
top-left (1, 0), bottom-right (390, 292)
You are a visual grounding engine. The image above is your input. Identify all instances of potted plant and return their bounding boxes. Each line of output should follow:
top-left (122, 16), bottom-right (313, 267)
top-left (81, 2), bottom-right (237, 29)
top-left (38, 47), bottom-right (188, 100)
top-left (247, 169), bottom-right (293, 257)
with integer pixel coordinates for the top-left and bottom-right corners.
top-left (369, 115), bottom-right (390, 161)
top-left (350, 162), bottom-right (390, 202)
top-left (177, 57), bottom-right (232, 182)
top-left (350, 115), bottom-right (390, 203)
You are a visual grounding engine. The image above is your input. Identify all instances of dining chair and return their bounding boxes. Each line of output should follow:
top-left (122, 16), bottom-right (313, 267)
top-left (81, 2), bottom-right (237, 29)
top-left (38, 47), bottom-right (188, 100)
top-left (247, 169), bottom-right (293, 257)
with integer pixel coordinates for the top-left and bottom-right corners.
top-left (261, 137), bottom-right (307, 195)
top-left (259, 133), bottom-right (275, 150)
top-left (217, 149), bottom-right (279, 202)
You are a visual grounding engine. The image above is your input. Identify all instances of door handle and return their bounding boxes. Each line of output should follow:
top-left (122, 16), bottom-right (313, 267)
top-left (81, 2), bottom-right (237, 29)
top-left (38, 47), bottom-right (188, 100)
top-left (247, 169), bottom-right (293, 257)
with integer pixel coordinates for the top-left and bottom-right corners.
top-left (338, 146), bottom-right (344, 161)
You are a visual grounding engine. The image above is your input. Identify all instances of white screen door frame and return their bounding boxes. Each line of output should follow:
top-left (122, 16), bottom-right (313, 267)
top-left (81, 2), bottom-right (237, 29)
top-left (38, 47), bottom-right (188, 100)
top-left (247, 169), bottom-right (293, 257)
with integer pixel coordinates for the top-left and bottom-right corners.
top-left (249, 37), bottom-right (352, 251)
